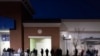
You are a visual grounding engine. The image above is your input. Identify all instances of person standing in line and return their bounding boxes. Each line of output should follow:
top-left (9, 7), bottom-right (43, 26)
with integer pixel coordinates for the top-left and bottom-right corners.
top-left (26, 48), bottom-right (30, 56)
top-left (33, 48), bottom-right (36, 56)
top-left (3, 48), bottom-right (6, 52)
top-left (59, 48), bottom-right (62, 56)
top-left (66, 49), bottom-right (69, 56)
top-left (80, 49), bottom-right (84, 56)
top-left (32, 48), bottom-right (38, 56)
top-left (55, 48), bottom-right (62, 56)
top-left (86, 49), bottom-right (91, 56)
top-left (32, 48), bottom-right (36, 56)
top-left (51, 49), bottom-right (55, 56)
top-left (95, 49), bottom-right (98, 56)
top-left (55, 49), bottom-right (59, 56)
top-left (35, 49), bottom-right (38, 56)
top-left (2, 48), bottom-right (7, 56)
top-left (45, 49), bottom-right (49, 56)
top-left (74, 48), bottom-right (78, 56)
top-left (41, 48), bottom-right (44, 56)
top-left (7, 48), bottom-right (11, 56)
top-left (17, 48), bottom-right (22, 56)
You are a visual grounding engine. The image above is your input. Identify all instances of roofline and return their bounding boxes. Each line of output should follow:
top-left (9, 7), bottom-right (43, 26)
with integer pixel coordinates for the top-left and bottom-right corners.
top-left (23, 23), bottom-right (61, 27)
top-left (62, 19), bottom-right (100, 22)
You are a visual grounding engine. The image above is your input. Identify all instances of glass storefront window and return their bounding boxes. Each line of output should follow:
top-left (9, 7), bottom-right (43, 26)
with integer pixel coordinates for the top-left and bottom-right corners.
top-left (0, 30), bottom-right (10, 55)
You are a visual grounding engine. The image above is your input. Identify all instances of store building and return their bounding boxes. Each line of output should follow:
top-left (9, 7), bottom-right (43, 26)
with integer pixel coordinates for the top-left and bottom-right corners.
top-left (0, 0), bottom-right (100, 56)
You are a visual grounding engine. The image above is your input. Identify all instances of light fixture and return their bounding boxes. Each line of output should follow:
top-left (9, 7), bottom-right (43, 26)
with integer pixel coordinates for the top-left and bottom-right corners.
top-left (37, 29), bottom-right (42, 34)
top-left (0, 30), bottom-right (9, 33)
top-left (61, 31), bottom-right (72, 40)
top-left (68, 34), bottom-right (72, 39)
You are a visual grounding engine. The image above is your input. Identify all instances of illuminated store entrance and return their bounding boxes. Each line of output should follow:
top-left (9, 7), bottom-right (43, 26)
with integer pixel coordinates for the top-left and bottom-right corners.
top-left (29, 36), bottom-right (51, 56)
top-left (0, 30), bottom-right (10, 55)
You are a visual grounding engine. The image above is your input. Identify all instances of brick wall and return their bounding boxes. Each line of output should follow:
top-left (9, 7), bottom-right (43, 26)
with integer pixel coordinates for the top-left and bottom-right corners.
top-left (24, 27), bottom-right (60, 50)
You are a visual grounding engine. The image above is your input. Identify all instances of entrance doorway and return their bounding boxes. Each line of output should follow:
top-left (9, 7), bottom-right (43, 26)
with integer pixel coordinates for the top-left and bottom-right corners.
top-left (0, 30), bottom-right (10, 55)
top-left (29, 36), bottom-right (51, 56)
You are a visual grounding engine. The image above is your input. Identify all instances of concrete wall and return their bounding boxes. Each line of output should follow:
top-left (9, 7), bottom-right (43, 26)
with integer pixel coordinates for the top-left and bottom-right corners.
top-left (60, 32), bottom-right (100, 55)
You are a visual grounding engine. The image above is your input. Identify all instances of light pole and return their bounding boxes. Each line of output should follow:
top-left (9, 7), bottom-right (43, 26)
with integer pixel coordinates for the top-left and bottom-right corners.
top-left (0, 34), bottom-right (1, 56)
top-left (61, 32), bottom-right (72, 55)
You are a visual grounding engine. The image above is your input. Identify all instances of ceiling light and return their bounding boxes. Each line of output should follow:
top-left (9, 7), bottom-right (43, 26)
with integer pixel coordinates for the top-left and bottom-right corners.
top-left (0, 30), bottom-right (9, 33)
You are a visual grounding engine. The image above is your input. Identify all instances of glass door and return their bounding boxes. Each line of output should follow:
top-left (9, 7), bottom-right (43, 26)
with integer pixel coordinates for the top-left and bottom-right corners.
top-left (0, 30), bottom-right (10, 55)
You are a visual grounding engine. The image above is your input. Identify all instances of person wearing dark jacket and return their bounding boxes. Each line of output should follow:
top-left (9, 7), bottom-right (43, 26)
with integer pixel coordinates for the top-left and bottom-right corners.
top-left (7, 48), bottom-right (12, 56)
top-left (3, 48), bottom-right (6, 52)
top-left (41, 48), bottom-right (44, 56)
top-left (51, 49), bottom-right (55, 56)
top-left (35, 49), bottom-right (38, 56)
top-left (74, 48), bottom-right (78, 56)
top-left (45, 49), bottom-right (49, 56)
top-left (95, 49), bottom-right (98, 56)
top-left (66, 49), bottom-right (69, 56)
top-left (33, 49), bottom-right (38, 56)
top-left (80, 49), bottom-right (84, 56)
top-left (56, 48), bottom-right (62, 56)
top-left (86, 49), bottom-right (91, 56)
top-left (59, 48), bottom-right (62, 56)
top-left (26, 48), bottom-right (30, 56)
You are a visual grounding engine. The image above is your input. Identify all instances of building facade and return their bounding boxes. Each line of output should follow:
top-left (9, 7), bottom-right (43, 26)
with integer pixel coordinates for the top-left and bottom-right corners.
top-left (0, 0), bottom-right (100, 56)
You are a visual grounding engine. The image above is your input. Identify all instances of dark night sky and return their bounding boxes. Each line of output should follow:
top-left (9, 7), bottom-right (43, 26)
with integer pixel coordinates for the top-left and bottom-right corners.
top-left (30, 0), bottom-right (100, 19)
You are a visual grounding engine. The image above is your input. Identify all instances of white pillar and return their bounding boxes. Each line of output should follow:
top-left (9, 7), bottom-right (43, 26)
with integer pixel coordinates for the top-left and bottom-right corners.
top-left (60, 36), bottom-right (66, 55)
top-left (0, 34), bottom-right (2, 56)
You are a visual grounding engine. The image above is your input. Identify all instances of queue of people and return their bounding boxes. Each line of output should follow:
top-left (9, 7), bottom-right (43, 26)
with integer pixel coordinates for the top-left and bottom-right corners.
top-left (25, 48), bottom-right (98, 56)
top-left (25, 48), bottom-right (62, 56)
top-left (73, 48), bottom-right (98, 56)
top-left (2, 48), bottom-right (99, 56)
top-left (85, 49), bottom-right (98, 56)
top-left (2, 48), bottom-right (15, 56)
